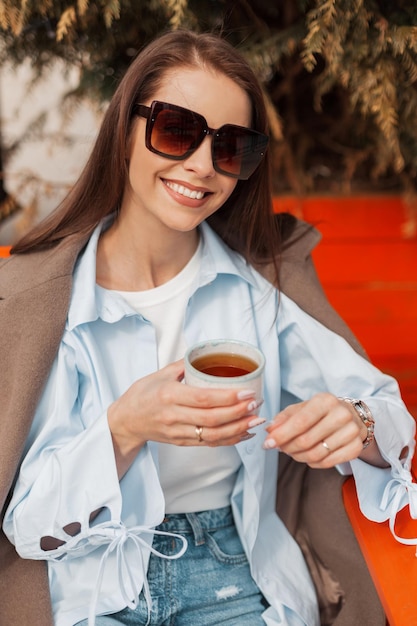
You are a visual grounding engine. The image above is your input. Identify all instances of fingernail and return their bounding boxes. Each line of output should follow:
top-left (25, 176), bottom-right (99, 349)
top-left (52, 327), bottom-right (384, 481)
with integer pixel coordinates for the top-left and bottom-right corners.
top-left (241, 432), bottom-right (256, 442)
top-left (247, 399), bottom-right (264, 412)
top-left (248, 417), bottom-right (266, 428)
top-left (263, 438), bottom-right (277, 449)
top-left (237, 390), bottom-right (256, 400)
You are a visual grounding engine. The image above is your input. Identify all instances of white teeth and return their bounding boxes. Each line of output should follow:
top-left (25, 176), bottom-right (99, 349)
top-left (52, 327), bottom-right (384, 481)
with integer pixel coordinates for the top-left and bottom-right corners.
top-left (165, 181), bottom-right (205, 200)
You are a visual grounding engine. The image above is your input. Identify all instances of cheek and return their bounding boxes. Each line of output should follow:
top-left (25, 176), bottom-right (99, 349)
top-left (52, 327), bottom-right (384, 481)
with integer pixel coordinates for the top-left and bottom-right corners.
top-left (127, 136), bottom-right (142, 169)
top-left (127, 142), bottom-right (156, 191)
top-left (221, 178), bottom-right (239, 202)
top-left (126, 120), bottom-right (146, 163)
top-left (205, 179), bottom-right (238, 218)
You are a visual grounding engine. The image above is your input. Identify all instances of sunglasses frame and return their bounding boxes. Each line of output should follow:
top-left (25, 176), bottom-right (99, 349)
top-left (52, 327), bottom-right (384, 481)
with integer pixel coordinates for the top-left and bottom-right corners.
top-left (133, 100), bottom-right (269, 180)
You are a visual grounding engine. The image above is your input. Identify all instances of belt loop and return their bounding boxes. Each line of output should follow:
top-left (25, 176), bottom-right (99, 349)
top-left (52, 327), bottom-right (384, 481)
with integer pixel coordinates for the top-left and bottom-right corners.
top-left (185, 512), bottom-right (205, 546)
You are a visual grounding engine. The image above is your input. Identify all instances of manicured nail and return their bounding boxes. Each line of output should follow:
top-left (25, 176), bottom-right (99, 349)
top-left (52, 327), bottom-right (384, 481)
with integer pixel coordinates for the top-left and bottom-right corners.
top-left (248, 417), bottom-right (266, 428)
top-left (241, 432), bottom-right (256, 442)
top-left (247, 399), bottom-right (264, 412)
top-left (263, 438), bottom-right (277, 449)
top-left (237, 390), bottom-right (256, 400)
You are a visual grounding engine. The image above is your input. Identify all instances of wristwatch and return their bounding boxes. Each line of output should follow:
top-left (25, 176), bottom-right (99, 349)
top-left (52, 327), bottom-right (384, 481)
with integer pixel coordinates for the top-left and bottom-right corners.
top-left (338, 397), bottom-right (375, 449)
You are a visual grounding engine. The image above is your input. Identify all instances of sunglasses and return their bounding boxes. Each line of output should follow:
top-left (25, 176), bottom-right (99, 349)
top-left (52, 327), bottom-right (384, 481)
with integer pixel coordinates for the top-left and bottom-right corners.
top-left (133, 100), bottom-right (269, 180)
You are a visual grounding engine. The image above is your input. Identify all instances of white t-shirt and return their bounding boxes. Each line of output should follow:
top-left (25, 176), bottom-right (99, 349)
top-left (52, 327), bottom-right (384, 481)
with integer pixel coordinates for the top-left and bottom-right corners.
top-left (112, 240), bottom-right (241, 513)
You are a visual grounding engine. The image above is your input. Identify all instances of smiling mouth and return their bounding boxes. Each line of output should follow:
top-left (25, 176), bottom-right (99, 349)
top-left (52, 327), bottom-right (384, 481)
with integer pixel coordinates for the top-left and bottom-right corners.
top-left (164, 180), bottom-right (207, 200)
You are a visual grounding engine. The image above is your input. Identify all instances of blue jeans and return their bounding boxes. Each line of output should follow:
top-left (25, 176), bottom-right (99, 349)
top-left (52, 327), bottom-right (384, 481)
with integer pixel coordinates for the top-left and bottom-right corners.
top-left (76, 505), bottom-right (267, 625)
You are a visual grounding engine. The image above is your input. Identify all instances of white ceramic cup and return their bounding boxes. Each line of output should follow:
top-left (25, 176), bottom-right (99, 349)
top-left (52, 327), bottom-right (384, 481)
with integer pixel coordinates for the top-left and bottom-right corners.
top-left (184, 339), bottom-right (265, 405)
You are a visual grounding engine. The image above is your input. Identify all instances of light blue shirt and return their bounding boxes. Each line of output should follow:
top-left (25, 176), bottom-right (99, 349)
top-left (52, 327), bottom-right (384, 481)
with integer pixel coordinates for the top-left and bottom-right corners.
top-left (4, 221), bottom-right (417, 626)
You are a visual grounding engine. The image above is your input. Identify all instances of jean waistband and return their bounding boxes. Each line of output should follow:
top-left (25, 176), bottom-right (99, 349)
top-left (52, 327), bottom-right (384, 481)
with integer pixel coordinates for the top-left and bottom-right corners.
top-left (156, 505), bottom-right (234, 546)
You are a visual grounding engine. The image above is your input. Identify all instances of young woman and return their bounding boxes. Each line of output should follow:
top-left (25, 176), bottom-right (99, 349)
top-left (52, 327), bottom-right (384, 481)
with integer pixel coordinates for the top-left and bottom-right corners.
top-left (2, 29), bottom-right (416, 626)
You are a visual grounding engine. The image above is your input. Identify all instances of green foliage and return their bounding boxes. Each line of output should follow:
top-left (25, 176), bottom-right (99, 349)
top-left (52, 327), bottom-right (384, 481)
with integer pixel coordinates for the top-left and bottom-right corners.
top-left (0, 0), bottom-right (191, 101)
top-left (297, 0), bottom-right (417, 192)
top-left (1, 0), bottom-right (417, 194)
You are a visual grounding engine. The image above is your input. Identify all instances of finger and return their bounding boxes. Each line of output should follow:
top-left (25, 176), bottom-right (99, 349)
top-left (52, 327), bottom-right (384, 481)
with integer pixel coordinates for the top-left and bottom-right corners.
top-left (181, 383), bottom-right (257, 408)
top-left (264, 394), bottom-right (360, 452)
top-left (189, 422), bottom-right (257, 447)
top-left (206, 414), bottom-right (265, 444)
top-left (266, 400), bottom-right (309, 428)
top-left (292, 419), bottom-right (360, 457)
top-left (264, 406), bottom-right (325, 450)
top-left (306, 437), bottom-right (364, 469)
top-left (166, 411), bottom-right (264, 447)
top-left (160, 358), bottom-right (186, 381)
top-left (175, 389), bottom-right (261, 428)
top-left (265, 398), bottom-right (325, 438)
top-left (193, 428), bottom-right (256, 447)
top-left (273, 416), bottom-right (364, 469)
top-left (265, 393), bottom-right (344, 445)
top-left (281, 409), bottom-right (360, 456)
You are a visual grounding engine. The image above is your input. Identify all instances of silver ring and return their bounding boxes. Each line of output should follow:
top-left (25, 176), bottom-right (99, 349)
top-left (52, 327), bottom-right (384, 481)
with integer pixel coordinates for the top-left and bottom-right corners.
top-left (195, 426), bottom-right (203, 442)
top-left (322, 440), bottom-right (331, 453)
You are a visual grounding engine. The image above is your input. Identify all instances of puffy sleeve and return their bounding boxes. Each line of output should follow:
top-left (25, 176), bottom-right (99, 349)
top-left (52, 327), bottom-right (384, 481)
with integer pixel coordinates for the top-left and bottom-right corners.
top-left (2, 336), bottom-right (162, 563)
top-left (277, 294), bottom-right (417, 544)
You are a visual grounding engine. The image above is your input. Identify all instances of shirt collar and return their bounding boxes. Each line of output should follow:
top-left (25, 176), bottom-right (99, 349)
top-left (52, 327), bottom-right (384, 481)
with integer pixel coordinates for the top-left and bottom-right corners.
top-left (67, 219), bottom-right (257, 331)
top-left (198, 221), bottom-right (256, 287)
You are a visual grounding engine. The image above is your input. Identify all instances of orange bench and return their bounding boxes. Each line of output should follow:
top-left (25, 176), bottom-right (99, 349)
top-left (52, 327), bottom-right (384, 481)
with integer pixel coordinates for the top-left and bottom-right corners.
top-left (274, 195), bottom-right (417, 625)
top-left (342, 464), bottom-right (417, 625)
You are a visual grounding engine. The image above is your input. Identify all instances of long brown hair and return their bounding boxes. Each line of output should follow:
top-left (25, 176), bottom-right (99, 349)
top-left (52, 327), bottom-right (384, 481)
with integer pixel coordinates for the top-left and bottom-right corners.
top-left (11, 29), bottom-right (283, 279)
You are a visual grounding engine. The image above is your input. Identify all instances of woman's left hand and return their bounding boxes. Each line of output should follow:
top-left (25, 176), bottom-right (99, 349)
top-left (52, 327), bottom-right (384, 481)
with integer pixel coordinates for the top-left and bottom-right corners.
top-left (263, 392), bottom-right (376, 468)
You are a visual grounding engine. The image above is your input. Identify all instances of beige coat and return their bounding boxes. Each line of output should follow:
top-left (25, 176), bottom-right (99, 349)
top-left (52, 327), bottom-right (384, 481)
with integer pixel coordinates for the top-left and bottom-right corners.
top-left (0, 222), bottom-right (384, 625)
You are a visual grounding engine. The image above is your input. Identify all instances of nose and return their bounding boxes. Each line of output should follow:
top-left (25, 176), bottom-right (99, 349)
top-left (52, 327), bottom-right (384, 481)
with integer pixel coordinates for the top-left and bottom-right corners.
top-left (182, 135), bottom-right (216, 178)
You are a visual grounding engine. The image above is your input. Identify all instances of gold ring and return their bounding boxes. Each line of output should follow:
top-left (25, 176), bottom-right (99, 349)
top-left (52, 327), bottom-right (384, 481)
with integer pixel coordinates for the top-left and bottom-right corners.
top-left (322, 440), bottom-right (331, 453)
top-left (195, 426), bottom-right (203, 442)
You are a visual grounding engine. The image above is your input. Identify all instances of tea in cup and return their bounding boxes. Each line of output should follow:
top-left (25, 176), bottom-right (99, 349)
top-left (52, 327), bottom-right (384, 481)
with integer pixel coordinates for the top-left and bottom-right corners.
top-left (184, 339), bottom-right (265, 404)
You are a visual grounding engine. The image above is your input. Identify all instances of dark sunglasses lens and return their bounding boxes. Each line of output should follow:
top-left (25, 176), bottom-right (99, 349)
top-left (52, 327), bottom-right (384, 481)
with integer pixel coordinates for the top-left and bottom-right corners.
top-left (213, 127), bottom-right (267, 179)
top-left (150, 108), bottom-right (202, 157)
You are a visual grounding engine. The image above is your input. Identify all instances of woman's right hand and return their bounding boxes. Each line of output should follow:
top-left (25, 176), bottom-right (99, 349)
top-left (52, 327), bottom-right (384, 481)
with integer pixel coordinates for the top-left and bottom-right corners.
top-left (107, 359), bottom-right (264, 478)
